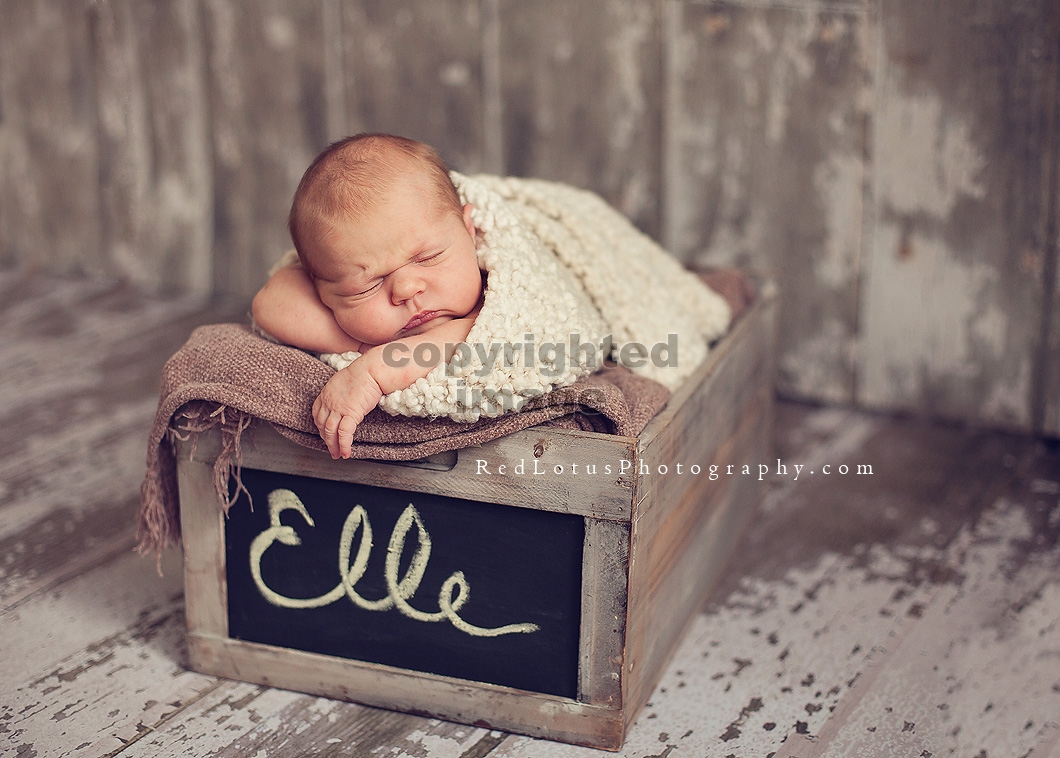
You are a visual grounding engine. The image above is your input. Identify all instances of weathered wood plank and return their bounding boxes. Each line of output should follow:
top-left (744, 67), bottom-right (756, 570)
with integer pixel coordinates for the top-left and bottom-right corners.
top-left (188, 634), bottom-right (626, 750)
top-left (578, 518), bottom-right (630, 707)
top-left (777, 501), bottom-right (1060, 757)
top-left (340, 0), bottom-right (488, 174)
top-left (489, 550), bottom-right (936, 757)
top-left (179, 457), bottom-right (229, 639)
top-left (117, 676), bottom-right (501, 758)
top-left (89, 0), bottom-right (213, 296)
top-left (664, 2), bottom-right (867, 405)
top-left (0, 0), bottom-right (101, 275)
top-left (181, 422), bottom-right (637, 520)
top-left (212, 699), bottom-right (497, 758)
top-left (0, 548), bottom-right (225, 757)
top-left (202, 0), bottom-right (330, 298)
top-left (1044, 273), bottom-right (1060, 436)
top-left (624, 386), bottom-right (771, 728)
top-left (0, 273), bottom-right (247, 608)
top-left (499, 0), bottom-right (664, 239)
top-left (118, 683), bottom-right (300, 758)
top-left (858, 0), bottom-right (1055, 430)
top-left (710, 402), bottom-right (1040, 605)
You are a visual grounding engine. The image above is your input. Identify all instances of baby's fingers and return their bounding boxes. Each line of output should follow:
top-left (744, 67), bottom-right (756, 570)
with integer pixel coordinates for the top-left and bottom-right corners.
top-left (312, 397), bottom-right (328, 435)
top-left (336, 415), bottom-right (358, 459)
top-left (320, 408), bottom-right (345, 459)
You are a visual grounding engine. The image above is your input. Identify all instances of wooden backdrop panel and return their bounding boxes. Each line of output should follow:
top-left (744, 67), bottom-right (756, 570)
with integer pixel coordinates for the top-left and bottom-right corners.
top-left (0, 0), bottom-right (101, 276)
top-left (203, 0), bottom-right (330, 297)
top-left (498, 0), bottom-right (664, 240)
top-left (858, 0), bottom-right (1056, 431)
top-left (1042, 68), bottom-right (1060, 437)
top-left (90, 0), bottom-right (213, 295)
top-left (340, 0), bottom-right (488, 175)
top-left (664, 1), bottom-right (868, 405)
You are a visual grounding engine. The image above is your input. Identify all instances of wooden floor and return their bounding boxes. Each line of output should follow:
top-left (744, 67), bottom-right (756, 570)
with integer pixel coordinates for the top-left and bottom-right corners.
top-left (3, 270), bottom-right (1059, 758)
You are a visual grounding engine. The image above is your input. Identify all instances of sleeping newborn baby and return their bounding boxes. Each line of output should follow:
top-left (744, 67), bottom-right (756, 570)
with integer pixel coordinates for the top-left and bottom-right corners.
top-left (255, 132), bottom-right (734, 461)
top-left (253, 133), bottom-right (486, 460)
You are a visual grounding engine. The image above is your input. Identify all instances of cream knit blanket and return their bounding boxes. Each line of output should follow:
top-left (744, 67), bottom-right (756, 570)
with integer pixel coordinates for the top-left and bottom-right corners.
top-left (318, 173), bottom-right (731, 422)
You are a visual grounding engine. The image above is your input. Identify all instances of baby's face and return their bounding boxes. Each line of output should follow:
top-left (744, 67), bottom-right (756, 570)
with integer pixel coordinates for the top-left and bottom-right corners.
top-left (308, 175), bottom-right (482, 349)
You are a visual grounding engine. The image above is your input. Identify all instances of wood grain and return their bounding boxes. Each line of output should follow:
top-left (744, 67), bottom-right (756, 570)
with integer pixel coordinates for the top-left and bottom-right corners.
top-left (340, 0), bottom-right (488, 174)
top-left (184, 421), bottom-right (637, 520)
top-left (664, 2), bottom-right (867, 405)
top-left (0, 272), bottom-right (246, 610)
top-left (202, 0), bottom-right (329, 297)
top-left (89, 0), bottom-right (213, 295)
top-left (578, 518), bottom-right (630, 707)
top-left (0, 0), bottom-right (101, 275)
top-left (498, 0), bottom-right (664, 239)
top-left (188, 633), bottom-right (627, 750)
top-left (858, 0), bottom-right (1057, 430)
top-left (178, 457), bottom-right (229, 639)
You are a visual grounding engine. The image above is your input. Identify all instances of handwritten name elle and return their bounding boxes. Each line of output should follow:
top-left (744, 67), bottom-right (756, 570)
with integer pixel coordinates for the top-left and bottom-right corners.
top-left (248, 488), bottom-right (538, 638)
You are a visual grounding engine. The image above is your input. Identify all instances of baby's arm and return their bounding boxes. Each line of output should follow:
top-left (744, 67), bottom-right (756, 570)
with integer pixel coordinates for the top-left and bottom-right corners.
top-left (313, 311), bottom-right (479, 459)
top-left (251, 263), bottom-right (364, 354)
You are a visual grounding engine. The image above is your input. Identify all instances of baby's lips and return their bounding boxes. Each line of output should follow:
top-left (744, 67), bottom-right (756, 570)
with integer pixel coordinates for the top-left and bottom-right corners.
top-left (401, 310), bottom-right (439, 333)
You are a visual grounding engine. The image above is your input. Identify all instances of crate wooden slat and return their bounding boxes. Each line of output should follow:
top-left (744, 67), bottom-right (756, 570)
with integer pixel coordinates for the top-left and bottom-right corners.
top-left (187, 421), bottom-right (638, 521)
top-left (176, 284), bottom-right (777, 750)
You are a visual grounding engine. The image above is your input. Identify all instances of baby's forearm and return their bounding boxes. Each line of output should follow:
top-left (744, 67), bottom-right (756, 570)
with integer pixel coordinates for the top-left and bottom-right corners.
top-left (361, 315), bottom-right (477, 394)
top-left (252, 264), bottom-right (363, 354)
top-left (313, 314), bottom-right (477, 459)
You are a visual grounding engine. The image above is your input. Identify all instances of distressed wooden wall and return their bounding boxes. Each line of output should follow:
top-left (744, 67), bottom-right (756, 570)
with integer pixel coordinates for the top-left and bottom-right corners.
top-left (1, 0), bottom-right (1058, 435)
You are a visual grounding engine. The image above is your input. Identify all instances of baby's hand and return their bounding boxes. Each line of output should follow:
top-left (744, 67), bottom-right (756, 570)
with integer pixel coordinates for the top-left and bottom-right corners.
top-left (312, 361), bottom-right (384, 459)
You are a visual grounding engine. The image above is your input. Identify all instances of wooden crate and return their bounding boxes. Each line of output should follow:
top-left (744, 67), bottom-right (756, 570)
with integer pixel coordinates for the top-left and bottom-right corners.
top-left (176, 284), bottom-right (776, 751)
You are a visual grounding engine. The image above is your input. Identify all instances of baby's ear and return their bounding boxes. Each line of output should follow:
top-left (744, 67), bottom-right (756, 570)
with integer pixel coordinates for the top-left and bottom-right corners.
top-left (461, 203), bottom-right (476, 238)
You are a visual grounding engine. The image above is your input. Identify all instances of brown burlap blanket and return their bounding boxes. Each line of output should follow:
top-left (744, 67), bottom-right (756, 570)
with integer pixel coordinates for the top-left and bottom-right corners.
top-left (137, 270), bottom-right (755, 554)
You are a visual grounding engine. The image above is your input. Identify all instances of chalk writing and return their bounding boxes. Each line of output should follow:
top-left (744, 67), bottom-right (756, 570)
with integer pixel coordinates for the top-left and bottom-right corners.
top-left (249, 488), bottom-right (539, 638)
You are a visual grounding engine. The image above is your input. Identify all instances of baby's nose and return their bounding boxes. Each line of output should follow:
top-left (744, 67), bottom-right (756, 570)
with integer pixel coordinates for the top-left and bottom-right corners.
top-left (391, 269), bottom-right (426, 301)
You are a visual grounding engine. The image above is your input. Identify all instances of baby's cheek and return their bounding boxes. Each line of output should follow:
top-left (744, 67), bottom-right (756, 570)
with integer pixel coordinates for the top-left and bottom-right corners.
top-left (334, 309), bottom-right (368, 339)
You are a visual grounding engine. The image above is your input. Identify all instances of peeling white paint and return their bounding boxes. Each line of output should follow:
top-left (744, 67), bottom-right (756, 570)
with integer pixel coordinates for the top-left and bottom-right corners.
top-left (762, 13), bottom-right (816, 145)
top-left (814, 152), bottom-right (863, 289)
top-left (876, 91), bottom-right (987, 219)
top-left (859, 224), bottom-right (1016, 412)
top-left (605, 5), bottom-right (648, 152)
top-left (815, 507), bottom-right (1059, 758)
top-left (781, 317), bottom-right (854, 404)
top-left (852, 46), bottom-right (1039, 426)
top-left (392, 727), bottom-right (488, 758)
top-left (490, 500), bottom-right (1060, 758)
top-left (605, 2), bottom-right (653, 222)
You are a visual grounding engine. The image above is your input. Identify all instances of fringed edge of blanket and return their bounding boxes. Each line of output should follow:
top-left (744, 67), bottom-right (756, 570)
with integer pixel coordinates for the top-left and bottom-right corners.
top-left (136, 401), bottom-right (255, 558)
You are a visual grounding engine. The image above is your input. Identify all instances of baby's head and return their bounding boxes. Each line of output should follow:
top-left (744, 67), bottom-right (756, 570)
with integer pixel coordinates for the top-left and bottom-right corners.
top-left (289, 134), bottom-right (482, 347)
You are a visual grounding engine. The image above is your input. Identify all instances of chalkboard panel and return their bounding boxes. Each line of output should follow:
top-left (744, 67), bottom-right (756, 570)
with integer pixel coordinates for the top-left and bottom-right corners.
top-left (225, 468), bottom-right (585, 698)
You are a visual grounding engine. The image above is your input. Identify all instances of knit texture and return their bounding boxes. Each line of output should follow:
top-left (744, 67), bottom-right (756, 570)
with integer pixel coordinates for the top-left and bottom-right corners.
top-left (323, 173), bottom-right (732, 421)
